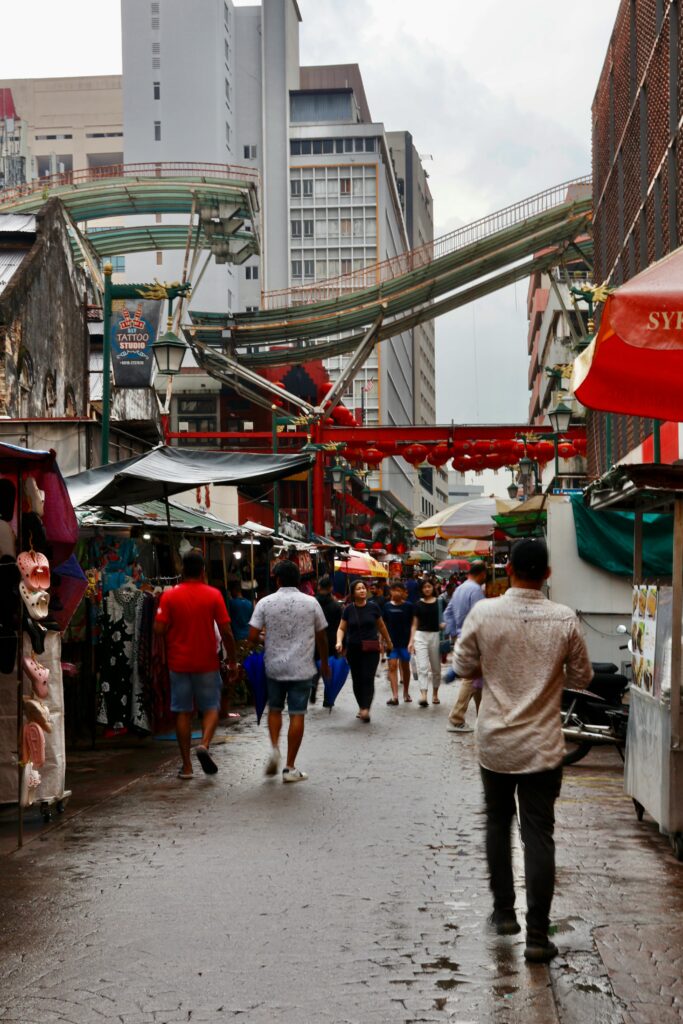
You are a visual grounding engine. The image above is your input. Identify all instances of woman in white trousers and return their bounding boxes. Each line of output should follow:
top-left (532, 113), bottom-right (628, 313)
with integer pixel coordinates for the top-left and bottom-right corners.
top-left (409, 579), bottom-right (443, 707)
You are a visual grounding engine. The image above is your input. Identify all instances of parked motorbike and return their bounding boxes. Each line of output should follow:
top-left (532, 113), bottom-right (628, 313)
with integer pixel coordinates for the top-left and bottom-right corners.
top-left (561, 661), bottom-right (630, 766)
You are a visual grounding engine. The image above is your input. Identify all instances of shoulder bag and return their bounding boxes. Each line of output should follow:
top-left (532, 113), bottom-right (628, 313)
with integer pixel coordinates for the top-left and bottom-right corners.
top-left (354, 604), bottom-right (381, 653)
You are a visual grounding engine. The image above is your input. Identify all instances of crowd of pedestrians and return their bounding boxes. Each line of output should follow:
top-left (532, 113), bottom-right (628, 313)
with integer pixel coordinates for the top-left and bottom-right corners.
top-left (156, 541), bottom-right (593, 963)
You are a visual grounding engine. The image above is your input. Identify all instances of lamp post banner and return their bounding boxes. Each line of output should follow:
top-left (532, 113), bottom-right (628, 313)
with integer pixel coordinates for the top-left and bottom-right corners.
top-left (110, 298), bottom-right (164, 388)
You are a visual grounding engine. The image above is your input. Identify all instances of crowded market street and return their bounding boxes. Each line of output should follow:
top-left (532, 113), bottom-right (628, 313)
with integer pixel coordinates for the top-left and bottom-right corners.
top-left (1, 680), bottom-right (682, 1024)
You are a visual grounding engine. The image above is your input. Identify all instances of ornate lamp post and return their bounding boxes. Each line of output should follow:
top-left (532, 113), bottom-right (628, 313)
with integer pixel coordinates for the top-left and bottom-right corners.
top-left (548, 399), bottom-right (573, 483)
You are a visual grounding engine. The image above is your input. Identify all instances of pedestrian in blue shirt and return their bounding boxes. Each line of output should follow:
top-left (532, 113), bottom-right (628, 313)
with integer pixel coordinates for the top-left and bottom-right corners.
top-left (382, 580), bottom-right (414, 704)
top-left (443, 561), bottom-right (488, 732)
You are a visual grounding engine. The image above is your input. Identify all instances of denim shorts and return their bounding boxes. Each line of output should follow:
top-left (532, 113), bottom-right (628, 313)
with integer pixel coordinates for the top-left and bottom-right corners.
top-left (266, 676), bottom-right (314, 715)
top-left (387, 646), bottom-right (411, 662)
top-left (169, 670), bottom-right (222, 713)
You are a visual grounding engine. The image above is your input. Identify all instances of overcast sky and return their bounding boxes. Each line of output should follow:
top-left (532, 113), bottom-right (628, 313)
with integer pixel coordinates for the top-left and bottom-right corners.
top-left (2, 0), bottom-right (618, 429)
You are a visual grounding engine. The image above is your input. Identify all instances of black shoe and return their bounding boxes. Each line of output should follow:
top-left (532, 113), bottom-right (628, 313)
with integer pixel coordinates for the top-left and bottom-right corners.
top-left (488, 910), bottom-right (521, 936)
top-left (322, 699), bottom-right (331, 708)
top-left (524, 935), bottom-right (558, 962)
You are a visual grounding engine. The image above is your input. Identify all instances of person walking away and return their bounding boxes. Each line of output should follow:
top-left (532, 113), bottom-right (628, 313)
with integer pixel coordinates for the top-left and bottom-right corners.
top-left (403, 565), bottom-right (420, 605)
top-left (444, 560), bottom-right (488, 733)
top-left (312, 575), bottom-right (342, 705)
top-left (453, 539), bottom-right (592, 961)
top-left (336, 579), bottom-right (392, 723)
top-left (154, 550), bottom-right (238, 779)
top-left (382, 579), bottom-right (414, 704)
top-left (227, 582), bottom-right (253, 642)
top-left (248, 560), bottom-right (329, 783)
top-left (409, 578), bottom-right (443, 707)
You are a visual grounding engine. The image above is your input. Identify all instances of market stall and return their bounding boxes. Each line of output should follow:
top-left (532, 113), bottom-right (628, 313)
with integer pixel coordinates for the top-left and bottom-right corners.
top-left (585, 464), bottom-right (683, 858)
top-left (0, 443), bottom-right (81, 845)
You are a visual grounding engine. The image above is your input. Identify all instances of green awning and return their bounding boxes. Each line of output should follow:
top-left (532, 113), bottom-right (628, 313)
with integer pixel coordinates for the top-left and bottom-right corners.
top-left (570, 494), bottom-right (672, 577)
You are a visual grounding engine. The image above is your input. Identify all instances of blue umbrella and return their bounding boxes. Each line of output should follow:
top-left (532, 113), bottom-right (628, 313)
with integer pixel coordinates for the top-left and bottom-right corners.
top-left (323, 656), bottom-right (350, 710)
top-left (243, 651), bottom-right (268, 724)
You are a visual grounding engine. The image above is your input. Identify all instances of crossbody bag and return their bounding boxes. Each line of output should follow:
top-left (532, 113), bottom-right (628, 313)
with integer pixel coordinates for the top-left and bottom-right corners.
top-left (353, 604), bottom-right (381, 653)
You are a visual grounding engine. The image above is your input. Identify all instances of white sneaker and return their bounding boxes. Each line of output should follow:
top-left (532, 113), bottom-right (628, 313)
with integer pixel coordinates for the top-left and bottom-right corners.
top-left (447, 723), bottom-right (473, 733)
top-left (282, 766), bottom-right (308, 783)
top-left (265, 747), bottom-right (281, 776)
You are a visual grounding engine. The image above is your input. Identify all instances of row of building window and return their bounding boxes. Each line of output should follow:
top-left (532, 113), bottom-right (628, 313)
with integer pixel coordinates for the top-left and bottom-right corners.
top-left (291, 254), bottom-right (377, 279)
top-left (290, 137), bottom-right (377, 156)
top-left (291, 216), bottom-right (377, 240)
top-left (290, 176), bottom-right (376, 199)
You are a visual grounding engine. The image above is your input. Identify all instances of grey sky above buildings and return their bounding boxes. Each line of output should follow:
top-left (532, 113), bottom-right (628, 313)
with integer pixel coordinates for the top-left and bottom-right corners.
top-left (4, 0), bottom-right (619, 425)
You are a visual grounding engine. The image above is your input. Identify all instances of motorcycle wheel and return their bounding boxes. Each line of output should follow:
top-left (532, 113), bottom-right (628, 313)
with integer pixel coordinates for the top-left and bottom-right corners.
top-left (562, 741), bottom-right (593, 766)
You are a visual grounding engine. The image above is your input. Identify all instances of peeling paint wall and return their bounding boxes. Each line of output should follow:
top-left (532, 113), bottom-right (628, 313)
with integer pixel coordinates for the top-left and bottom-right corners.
top-left (0, 198), bottom-right (88, 419)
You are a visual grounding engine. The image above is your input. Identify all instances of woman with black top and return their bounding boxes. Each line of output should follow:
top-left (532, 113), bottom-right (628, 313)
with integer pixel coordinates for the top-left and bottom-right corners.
top-left (409, 578), bottom-right (444, 707)
top-left (336, 579), bottom-right (392, 722)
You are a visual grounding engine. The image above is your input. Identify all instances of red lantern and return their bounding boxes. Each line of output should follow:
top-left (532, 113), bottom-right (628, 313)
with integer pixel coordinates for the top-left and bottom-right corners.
top-left (364, 447), bottom-right (383, 467)
top-left (558, 442), bottom-right (576, 459)
top-left (371, 541), bottom-right (384, 551)
top-left (354, 541), bottom-right (367, 551)
top-left (472, 439), bottom-right (494, 454)
top-left (403, 444), bottom-right (429, 466)
top-left (574, 438), bottom-right (587, 456)
top-left (535, 441), bottom-right (555, 464)
top-left (452, 456), bottom-right (472, 473)
top-left (395, 542), bottom-right (406, 555)
top-left (427, 444), bottom-right (451, 467)
top-left (343, 447), bottom-right (364, 462)
top-left (385, 542), bottom-right (394, 554)
top-left (485, 453), bottom-right (507, 470)
top-left (377, 443), bottom-right (399, 457)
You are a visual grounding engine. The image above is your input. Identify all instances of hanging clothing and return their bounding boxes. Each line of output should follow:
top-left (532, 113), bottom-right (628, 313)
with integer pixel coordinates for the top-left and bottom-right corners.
top-left (97, 586), bottom-right (143, 731)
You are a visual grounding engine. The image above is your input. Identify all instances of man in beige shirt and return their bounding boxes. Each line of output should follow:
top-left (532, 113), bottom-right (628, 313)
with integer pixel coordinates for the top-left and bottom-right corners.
top-left (453, 538), bottom-right (592, 963)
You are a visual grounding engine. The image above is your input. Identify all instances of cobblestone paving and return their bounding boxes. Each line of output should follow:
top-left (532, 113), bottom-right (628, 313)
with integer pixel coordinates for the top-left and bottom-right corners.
top-left (0, 675), bottom-right (681, 1023)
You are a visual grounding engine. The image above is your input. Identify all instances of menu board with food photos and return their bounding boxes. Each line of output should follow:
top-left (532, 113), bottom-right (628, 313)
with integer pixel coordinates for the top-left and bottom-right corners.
top-left (631, 584), bottom-right (658, 695)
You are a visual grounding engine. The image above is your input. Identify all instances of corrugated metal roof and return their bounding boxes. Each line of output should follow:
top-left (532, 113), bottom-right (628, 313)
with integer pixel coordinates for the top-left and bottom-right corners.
top-left (0, 214), bottom-right (36, 234)
top-left (0, 249), bottom-right (28, 294)
top-left (76, 498), bottom-right (240, 535)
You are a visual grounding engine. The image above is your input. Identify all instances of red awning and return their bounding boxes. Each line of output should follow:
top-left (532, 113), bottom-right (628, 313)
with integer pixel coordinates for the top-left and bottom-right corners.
top-left (343, 492), bottom-right (374, 517)
top-left (573, 247), bottom-right (683, 421)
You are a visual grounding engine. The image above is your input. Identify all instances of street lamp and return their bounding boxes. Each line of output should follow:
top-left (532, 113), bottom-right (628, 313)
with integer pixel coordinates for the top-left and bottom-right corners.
top-left (152, 319), bottom-right (188, 375)
top-left (507, 479), bottom-right (520, 500)
top-left (548, 400), bottom-right (573, 482)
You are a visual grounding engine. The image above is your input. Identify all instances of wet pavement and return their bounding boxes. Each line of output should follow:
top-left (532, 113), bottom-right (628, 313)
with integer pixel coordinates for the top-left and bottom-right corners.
top-left (0, 676), bottom-right (682, 1023)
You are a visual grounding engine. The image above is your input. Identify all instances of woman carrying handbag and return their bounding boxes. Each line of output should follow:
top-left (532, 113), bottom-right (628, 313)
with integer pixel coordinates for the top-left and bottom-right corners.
top-left (336, 579), bottom-right (392, 723)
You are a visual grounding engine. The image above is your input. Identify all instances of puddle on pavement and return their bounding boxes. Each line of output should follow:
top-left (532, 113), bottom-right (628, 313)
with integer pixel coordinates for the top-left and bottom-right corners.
top-left (421, 956), bottom-right (459, 972)
top-left (435, 977), bottom-right (463, 990)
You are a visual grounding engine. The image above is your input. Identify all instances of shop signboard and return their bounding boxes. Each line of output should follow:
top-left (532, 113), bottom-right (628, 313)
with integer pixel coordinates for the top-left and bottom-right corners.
top-left (631, 584), bottom-right (658, 695)
top-left (110, 299), bottom-right (164, 388)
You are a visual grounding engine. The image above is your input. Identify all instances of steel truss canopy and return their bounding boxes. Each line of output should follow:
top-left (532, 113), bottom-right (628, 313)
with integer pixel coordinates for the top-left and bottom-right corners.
top-left (0, 162), bottom-right (261, 266)
top-left (184, 176), bottom-right (592, 368)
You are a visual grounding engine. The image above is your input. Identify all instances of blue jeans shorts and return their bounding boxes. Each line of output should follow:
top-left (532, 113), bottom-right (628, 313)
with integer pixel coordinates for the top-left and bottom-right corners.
top-left (170, 670), bottom-right (222, 713)
top-left (387, 646), bottom-right (411, 662)
top-left (266, 677), bottom-right (314, 715)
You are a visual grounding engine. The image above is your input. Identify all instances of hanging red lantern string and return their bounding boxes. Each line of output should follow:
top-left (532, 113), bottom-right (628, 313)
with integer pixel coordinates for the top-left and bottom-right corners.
top-left (364, 447), bottom-right (384, 467)
top-left (558, 441), bottom-right (577, 459)
top-left (427, 444), bottom-right (451, 467)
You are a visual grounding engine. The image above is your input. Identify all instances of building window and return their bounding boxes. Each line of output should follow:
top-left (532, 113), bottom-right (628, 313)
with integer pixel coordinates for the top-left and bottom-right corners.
top-left (153, 81), bottom-right (160, 100)
top-left (304, 259), bottom-right (314, 278)
top-left (340, 177), bottom-right (351, 195)
top-left (291, 260), bottom-right (302, 278)
top-left (245, 265), bottom-right (258, 280)
top-left (156, 251), bottom-right (163, 265)
top-left (291, 219), bottom-right (302, 238)
top-left (175, 397), bottom-right (218, 447)
top-left (225, 40), bottom-right (231, 66)
top-left (340, 218), bottom-right (351, 237)
top-left (245, 305), bottom-right (259, 313)
top-left (152, 57), bottom-right (160, 70)
top-left (154, 121), bottom-right (161, 141)
top-left (85, 131), bottom-right (123, 139)
top-left (225, 122), bottom-right (231, 146)
top-left (290, 179), bottom-right (301, 197)
top-left (225, 79), bottom-right (231, 105)
top-left (35, 133), bottom-right (73, 141)
top-left (224, 1), bottom-right (231, 31)
top-left (110, 255), bottom-right (126, 273)
top-left (152, 42), bottom-right (160, 54)
top-left (243, 144), bottom-right (257, 159)
top-left (341, 258), bottom-right (352, 274)
top-left (303, 179), bottom-right (313, 197)
top-left (303, 219), bottom-right (313, 238)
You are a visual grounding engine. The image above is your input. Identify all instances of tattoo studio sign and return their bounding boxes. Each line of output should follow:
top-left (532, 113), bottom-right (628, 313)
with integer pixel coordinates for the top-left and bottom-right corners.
top-left (111, 299), bottom-right (163, 388)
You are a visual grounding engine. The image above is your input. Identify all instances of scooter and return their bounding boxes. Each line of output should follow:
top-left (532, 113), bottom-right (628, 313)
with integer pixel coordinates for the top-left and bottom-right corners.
top-left (561, 661), bottom-right (630, 766)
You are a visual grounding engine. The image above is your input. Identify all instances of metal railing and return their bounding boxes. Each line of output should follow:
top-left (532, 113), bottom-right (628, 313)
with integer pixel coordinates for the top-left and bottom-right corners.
top-left (262, 175), bottom-right (592, 310)
top-left (0, 161), bottom-right (260, 208)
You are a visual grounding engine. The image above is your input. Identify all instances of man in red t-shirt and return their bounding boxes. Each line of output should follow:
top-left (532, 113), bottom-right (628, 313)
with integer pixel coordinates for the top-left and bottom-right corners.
top-left (154, 551), bottom-right (237, 779)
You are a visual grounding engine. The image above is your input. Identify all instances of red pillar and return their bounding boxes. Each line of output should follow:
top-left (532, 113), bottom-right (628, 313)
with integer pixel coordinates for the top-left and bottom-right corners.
top-left (312, 423), bottom-right (326, 536)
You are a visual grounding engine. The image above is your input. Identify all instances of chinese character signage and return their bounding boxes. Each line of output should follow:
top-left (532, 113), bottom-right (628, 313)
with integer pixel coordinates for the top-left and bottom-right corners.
top-left (110, 299), bottom-right (164, 388)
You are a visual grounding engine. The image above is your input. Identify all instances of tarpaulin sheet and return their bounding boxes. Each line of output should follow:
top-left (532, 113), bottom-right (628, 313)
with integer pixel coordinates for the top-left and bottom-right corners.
top-left (571, 494), bottom-right (673, 577)
top-left (65, 446), bottom-right (313, 507)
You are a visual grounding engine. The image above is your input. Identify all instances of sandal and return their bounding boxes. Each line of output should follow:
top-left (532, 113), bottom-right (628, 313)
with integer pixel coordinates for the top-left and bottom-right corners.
top-left (177, 769), bottom-right (193, 780)
top-left (403, 694), bottom-right (412, 702)
top-left (418, 699), bottom-right (429, 708)
top-left (195, 745), bottom-right (218, 775)
top-left (432, 696), bottom-right (441, 705)
top-left (386, 698), bottom-right (399, 706)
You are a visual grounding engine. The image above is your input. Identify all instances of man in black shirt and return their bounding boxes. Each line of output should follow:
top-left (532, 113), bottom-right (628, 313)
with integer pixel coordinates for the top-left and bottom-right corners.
top-left (312, 576), bottom-right (342, 704)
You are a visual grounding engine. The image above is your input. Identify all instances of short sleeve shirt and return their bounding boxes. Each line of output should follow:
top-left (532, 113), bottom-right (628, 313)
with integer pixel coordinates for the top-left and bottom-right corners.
top-left (342, 601), bottom-right (381, 644)
top-left (382, 601), bottom-right (414, 647)
top-left (157, 581), bottom-right (230, 674)
top-left (249, 587), bottom-right (327, 681)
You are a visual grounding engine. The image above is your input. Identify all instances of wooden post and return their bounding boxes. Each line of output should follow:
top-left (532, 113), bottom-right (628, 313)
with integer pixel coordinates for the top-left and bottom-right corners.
top-left (670, 498), bottom-right (683, 749)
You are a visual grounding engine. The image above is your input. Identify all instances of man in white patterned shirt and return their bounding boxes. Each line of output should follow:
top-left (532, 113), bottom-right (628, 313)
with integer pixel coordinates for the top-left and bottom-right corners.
top-left (248, 560), bottom-right (329, 783)
top-left (453, 538), bottom-right (592, 963)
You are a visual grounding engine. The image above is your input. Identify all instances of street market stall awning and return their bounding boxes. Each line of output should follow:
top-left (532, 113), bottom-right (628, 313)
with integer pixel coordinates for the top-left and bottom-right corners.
top-left (334, 551), bottom-right (389, 578)
top-left (573, 247), bottom-right (683, 421)
top-left (65, 446), bottom-right (313, 508)
top-left (76, 498), bottom-right (241, 535)
top-left (414, 498), bottom-right (514, 540)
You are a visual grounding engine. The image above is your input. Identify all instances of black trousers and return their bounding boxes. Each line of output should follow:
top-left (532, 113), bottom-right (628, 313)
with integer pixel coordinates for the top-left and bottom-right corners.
top-left (346, 645), bottom-right (380, 710)
top-left (480, 764), bottom-right (562, 938)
